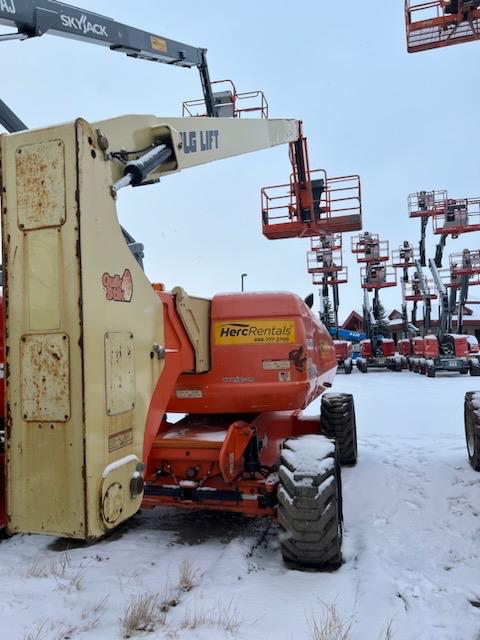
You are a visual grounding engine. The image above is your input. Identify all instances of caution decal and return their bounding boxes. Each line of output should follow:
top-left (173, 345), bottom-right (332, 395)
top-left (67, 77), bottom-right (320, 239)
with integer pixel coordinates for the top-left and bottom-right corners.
top-left (214, 320), bottom-right (296, 345)
top-left (151, 36), bottom-right (168, 52)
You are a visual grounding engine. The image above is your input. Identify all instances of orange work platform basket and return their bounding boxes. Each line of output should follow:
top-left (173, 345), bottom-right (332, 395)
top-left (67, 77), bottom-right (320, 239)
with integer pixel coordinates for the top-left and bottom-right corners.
top-left (310, 233), bottom-right (342, 252)
top-left (408, 190), bottom-right (448, 218)
top-left (432, 198), bottom-right (480, 237)
top-left (360, 264), bottom-right (397, 290)
top-left (351, 236), bottom-right (389, 264)
top-left (182, 79), bottom-right (268, 118)
top-left (306, 248), bottom-right (343, 275)
top-left (405, 0), bottom-right (480, 53)
top-left (402, 279), bottom-right (437, 301)
top-left (261, 173), bottom-right (362, 240)
top-left (450, 250), bottom-right (480, 276)
top-left (392, 243), bottom-right (420, 268)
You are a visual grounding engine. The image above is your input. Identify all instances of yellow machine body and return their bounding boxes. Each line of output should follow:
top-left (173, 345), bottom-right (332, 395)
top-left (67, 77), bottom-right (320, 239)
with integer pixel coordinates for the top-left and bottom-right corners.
top-left (0, 115), bottom-right (299, 539)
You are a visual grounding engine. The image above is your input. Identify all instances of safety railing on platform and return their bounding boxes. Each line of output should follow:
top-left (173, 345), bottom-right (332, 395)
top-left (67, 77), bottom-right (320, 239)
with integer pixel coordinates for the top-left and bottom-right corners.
top-left (408, 189), bottom-right (448, 218)
top-left (312, 267), bottom-right (348, 286)
top-left (432, 198), bottom-right (480, 237)
top-left (182, 80), bottom-right (268, 118)
top-left (392, 244), bottom-right (421, 268)
top-left (405, 0), bottom-right (480, 52)
top-left (355, 239), bottom-right (390, 264)
top-left (351, 232), bottom-right (379, 254)
top-left (306, 248), bottom-right (343, 274)
top-left (262, 173), bottom-right (362, 240)
top-left (403, 279), bottom-right (437, 301)
top-left (360, 264), bottom-right (397, 289)
top-left (435, 267), bottom-right (480, 288)
top-left (310, 233), bottom-right (342, 252)
top-left (450, 250), bottom-right (480, 276)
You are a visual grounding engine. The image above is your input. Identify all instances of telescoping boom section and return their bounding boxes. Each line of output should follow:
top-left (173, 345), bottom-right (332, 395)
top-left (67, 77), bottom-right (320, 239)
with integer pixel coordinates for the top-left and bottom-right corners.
top-left (0, 114), bottom-right (304, 539)
top-left (0, 0), bottom-right (220, 120)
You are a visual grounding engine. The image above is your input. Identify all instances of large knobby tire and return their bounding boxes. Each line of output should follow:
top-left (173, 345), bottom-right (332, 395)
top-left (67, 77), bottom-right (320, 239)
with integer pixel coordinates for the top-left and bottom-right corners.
top-left (344, 358), bottom-right (353, 375)
top-left (357, 359), bottom-right (367, 373)
top-left (320, 393), bottom-right (358, 466)
top-left (465, 392), bottom-right (480, 471)
top-left (471, 361), bottom-right (480, 377)
top-left (278, 435), bottom-right (343, 571)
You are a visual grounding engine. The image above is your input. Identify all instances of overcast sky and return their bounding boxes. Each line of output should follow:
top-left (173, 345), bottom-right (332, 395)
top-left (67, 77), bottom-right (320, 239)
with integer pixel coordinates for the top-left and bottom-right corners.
top-left (1, 1), bottom-right (479, 320)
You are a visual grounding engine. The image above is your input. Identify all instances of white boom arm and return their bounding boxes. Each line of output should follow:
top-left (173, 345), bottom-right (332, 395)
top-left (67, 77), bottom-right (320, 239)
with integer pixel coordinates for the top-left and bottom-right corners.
top-left (92, 115), bottom-right (301, 185)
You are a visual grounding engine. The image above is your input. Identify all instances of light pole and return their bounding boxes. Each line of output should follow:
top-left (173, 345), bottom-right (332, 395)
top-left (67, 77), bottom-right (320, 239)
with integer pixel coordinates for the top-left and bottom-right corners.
top-left (241, 273), bottom-right (247, 292)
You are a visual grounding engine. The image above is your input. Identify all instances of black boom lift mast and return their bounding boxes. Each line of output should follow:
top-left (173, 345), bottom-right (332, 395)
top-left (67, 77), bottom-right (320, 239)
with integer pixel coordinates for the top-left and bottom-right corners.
top-left (414, 260), bottom-right (433, 335)
top-left (318, 276), bottom-right (340, 338)
top-left (429, 258), bottom-right (451, 340)
top-left (0, 0), bottom-right (216, 131)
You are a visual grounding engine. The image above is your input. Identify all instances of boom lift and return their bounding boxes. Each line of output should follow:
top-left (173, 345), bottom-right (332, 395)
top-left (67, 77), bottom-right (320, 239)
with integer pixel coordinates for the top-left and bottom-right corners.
top-left (0, 1), bottom-right (362, 572)
top-left (0, 1), bottom-right (361, 573)
top-left (353, 234), bottom-right (399, 372)
top-left (403, 261), bottom-right (437, 372)
top-left (408, 190), bottom-right (480, 267)
top-left (405, 0), bottom-right (480, 52)
top-left (0, 112), bottom-right (360, 570)
top-left (357, 290), bottom-right (398, 373)
top-left (421, 259), bottom-right (480, 376)
top-left (307, 235), bottom-right (352, 374)
top-left (392, 240), bottom-right (420, 283)
top-left (408, 190), bottom-right (449, 267)
top-left (393, 241), bottom-right (421, 366)
top-left (447, 250), bottom-right (480, 340)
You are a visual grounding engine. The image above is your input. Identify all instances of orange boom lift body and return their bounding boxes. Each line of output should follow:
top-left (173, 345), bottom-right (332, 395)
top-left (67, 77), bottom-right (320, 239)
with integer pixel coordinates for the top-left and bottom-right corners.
top-left (144, 292), bottom-right (337, 519)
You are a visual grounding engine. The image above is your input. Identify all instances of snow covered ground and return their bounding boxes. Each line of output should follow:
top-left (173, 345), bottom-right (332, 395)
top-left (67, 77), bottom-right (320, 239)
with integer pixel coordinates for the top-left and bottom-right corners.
top-left (2, 371), bottom-right (480, 640)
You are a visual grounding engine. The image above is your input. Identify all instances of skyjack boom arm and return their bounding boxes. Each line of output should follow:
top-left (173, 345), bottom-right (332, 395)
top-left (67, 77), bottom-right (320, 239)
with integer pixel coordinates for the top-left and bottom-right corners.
top-left (0, 0), bottom-right (216, 121)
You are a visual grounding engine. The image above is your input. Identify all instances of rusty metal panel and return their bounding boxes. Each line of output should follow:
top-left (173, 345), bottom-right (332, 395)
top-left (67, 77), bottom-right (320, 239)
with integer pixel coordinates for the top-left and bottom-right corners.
top-left (21, 333), bottom-right (70, 422)
top-left (105, 331), bottom-right (135, 416)
top-left (16, 140), bottom-right (66, 230)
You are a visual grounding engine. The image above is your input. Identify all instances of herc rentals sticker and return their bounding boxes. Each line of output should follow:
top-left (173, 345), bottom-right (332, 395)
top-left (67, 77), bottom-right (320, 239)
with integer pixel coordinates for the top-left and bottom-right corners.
top-left (214, 320), bottom-right (296, 345)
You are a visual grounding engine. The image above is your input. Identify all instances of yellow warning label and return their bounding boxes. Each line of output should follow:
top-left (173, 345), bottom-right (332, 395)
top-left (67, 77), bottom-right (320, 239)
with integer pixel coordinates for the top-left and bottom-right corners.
top-left (214, 320), bottom-right (296, 345)
top-left (151, 36), bottom-right (168, 53)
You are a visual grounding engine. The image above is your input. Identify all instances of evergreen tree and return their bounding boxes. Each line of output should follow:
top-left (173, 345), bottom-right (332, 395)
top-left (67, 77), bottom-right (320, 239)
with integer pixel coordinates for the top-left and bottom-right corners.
top-left (374, 300), bottom-right (391, 337)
